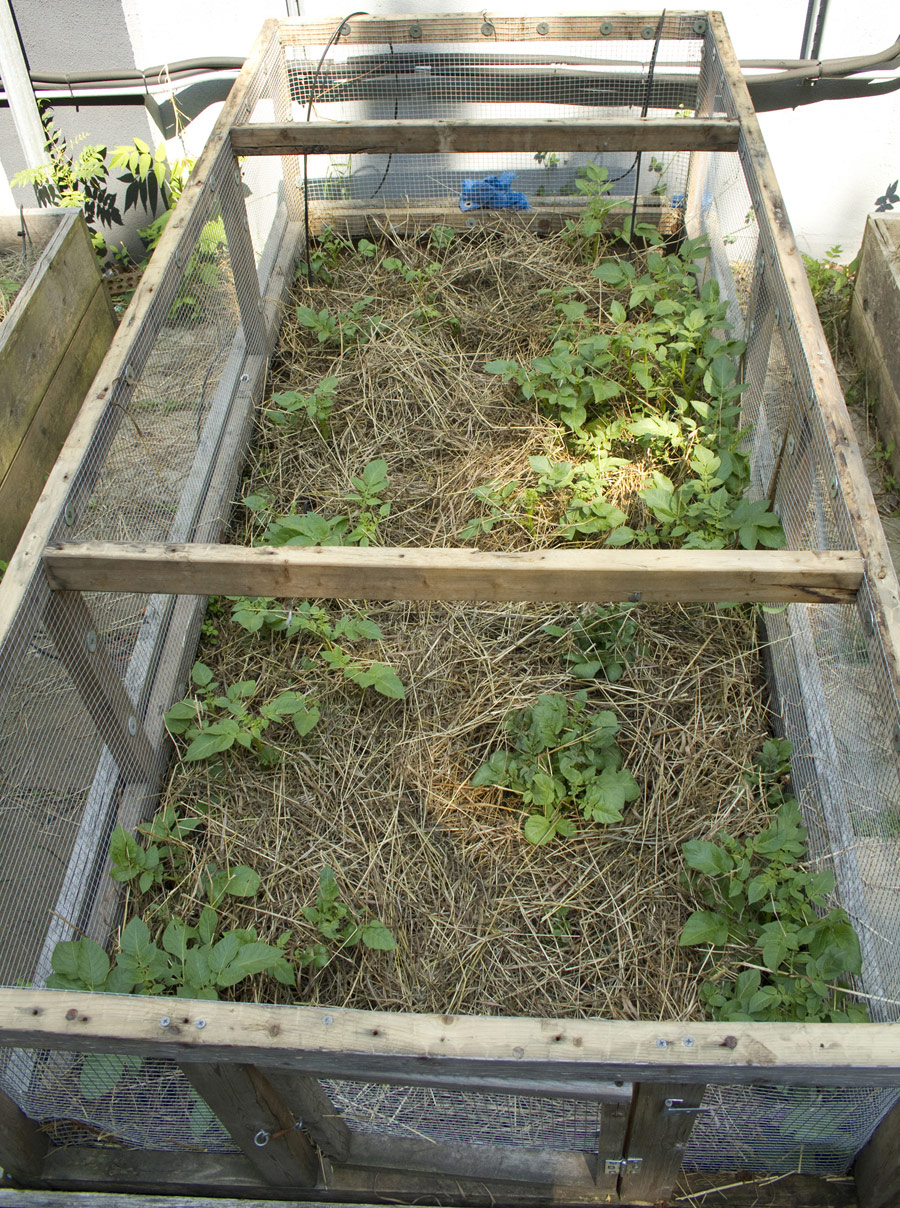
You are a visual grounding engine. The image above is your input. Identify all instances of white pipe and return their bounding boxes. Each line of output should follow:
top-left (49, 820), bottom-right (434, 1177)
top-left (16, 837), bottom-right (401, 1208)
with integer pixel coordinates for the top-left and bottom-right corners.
top-left (0, 0), bottom-right (50, 170)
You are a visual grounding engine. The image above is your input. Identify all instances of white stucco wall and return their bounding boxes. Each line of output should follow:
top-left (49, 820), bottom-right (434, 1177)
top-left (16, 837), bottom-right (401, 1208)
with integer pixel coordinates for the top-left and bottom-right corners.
top-left (2, 0), bottom-right (898, 260)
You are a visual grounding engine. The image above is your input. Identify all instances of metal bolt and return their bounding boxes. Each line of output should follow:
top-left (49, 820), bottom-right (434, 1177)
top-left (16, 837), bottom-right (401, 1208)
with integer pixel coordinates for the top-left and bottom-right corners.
top-left (656, 1038), bottom-right (668, 1049)
top-left (254, 1129), bottom-right (270, 1147)
top-left (240, 373), bottom-right (250, 384)
top-left (195, 1018), bottom-right (207, 1029)
top-left (481, 22), bottom-right (495, 36)
top-left (127, 716), bottom-right (138, 737)
top-left (641, 25), bottom-right (654, 39)
top-left (160, 1016), bottom-right (171, 1028)
top-left (692, 17), bottom-right (707, 35)
top-left (64, 503), bottom-right (75, 526)
top-left (86, 631), bottom-right (98, 653)
top-left (322, 1014), bottom-right (333, 1026)
top-left (408, 23), bottom-right (421, 38)
top-left (599, 20), bottom-right (613, 35)
top-left (536, 21), bottom-right (549, 35)
top-left (682, 1036), bottom-right (695, 1048)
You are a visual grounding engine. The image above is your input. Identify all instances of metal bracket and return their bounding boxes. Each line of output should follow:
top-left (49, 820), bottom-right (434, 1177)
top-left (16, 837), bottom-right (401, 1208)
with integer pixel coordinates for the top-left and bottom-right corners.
top-left (604, 1158), bottom-right (643, 1175)
top-left (664, 1098), bottom-right (713, 1115)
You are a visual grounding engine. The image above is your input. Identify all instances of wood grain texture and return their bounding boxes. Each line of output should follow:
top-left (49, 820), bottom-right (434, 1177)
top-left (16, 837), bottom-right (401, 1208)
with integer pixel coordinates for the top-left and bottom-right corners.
top-left (707, 11), bottom-right (900, 692)
top-left (619, 1081), bottom-right (706, 1202)
top-left (41, 542), bottom-right (864, 604)
top-left (277, 13), bottom-right (712, 45)
top-left (4, 989), bottom-right (900, 1088)
top-left (261, 1070), bottom-right (352, 1162)
top-left (854, 1094), bottom-right (900, 1208)
top-left (0, 284), bottom-right (115, 562)
top-left (0, 213), bottom-right (98, 468)
top-left (231, 117), bottom-right (739, 156)
top-left (180, 1062), bottom-right (319, 1188)
top-left (0, 1085), bottom-right (48, 1180)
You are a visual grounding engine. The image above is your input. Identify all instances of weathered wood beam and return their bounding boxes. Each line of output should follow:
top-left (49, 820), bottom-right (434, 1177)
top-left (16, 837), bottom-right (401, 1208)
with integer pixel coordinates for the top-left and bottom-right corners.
top-left (230, 117), bottom-right (739, 156)
top-left (853, 1094), bottom-right (900, 1208)
top-left (0, 1086), bottom-right (48, 1183)
top-left (179, 1063), bottom-right (319, 1188)
top-left (619, 1081), bottom-right (706, 1202)
top-left (3, 990), bottom-right (900, 1088)
top-left (41, 542), bottom-right (864, 605)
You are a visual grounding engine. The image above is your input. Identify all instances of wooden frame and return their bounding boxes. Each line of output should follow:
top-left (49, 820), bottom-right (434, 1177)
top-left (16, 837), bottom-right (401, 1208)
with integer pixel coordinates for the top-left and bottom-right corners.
top-left (2, 13), bottom-right (900, 1208)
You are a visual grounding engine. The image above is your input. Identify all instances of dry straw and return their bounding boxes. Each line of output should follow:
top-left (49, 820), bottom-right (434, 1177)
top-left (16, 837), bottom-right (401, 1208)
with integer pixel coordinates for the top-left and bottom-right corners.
top-left (153, 218), bottom-right (773, 1021)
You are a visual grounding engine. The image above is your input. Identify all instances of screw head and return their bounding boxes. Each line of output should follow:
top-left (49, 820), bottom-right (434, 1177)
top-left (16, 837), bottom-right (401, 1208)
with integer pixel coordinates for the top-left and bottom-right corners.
top-left (338, 22), bottom-right (351, 37)
top-left (481, 22), bottom-right (495, 36)
top-left (86, 631), bottom-right (98, 653)
top-left (195, 1018), bottom-right (207, 1029)
top-left (127, 716), bottom-right (137, 737)
top-left (786, 434), bottom-right (795, 456)
top-left (64, 503), bottom-right (75, 526)
top-left (160, 1016), bottom-right (171, 1028)
top-left (692, 17), bottom-right (707, 34)
top-left (322, 1014), bottom-right (333, 1026)
top-left (600, 20), bottom-right (613, 35)
top-left (656, 1038), bottom-right (668, 1049)
top-left (641, 25), bottom-right (654, 39)
top-left (682, 1036), bottom-right (695, 1048)
top-left (408, 23), bottom-right (422, 38)
top-left (536, 21), bottom-right (549, 35)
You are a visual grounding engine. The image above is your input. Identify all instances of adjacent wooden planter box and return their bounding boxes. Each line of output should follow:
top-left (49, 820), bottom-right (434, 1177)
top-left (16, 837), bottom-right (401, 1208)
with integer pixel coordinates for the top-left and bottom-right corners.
top-left (850, 214), bottom-right (900, 480)
top-left (0, 209), bottom-right (115, 562)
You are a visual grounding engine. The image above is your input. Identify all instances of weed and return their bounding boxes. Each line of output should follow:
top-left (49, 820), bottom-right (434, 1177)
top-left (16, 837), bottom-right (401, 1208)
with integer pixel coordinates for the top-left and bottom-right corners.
top-left (266, 376), bottom-right (338, 436)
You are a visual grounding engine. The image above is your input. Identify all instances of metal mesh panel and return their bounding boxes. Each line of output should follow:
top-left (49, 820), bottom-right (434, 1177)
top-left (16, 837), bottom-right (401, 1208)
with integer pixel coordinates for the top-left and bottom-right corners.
top-left (321, 1079), bottom-right (605, 1152)
top-left (684, 1084), bottom-right (899, 1175)
top-left (263, 23), bottom-right (706, 213)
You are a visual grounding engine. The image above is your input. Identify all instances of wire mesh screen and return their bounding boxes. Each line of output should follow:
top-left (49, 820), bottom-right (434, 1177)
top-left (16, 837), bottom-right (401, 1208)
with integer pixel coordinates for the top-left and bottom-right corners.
top-left (1, 14), bottom-right (900, 1183)
top-left (262, 17), bottom-right (707, 214)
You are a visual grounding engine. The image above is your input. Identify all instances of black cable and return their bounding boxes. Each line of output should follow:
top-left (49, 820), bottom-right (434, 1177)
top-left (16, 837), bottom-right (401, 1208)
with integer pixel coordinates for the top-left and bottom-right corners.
top-left (302, 11), bottom-right (370, 280)
top-left (628, 10), bottom-right (666, 254)
top-left (368, 41), bottom-right (397, 201)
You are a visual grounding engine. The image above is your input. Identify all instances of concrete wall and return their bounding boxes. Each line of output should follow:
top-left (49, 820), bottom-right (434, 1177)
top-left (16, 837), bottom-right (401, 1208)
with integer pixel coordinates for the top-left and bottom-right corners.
top-left (1, 0), bottom-right (898, 261)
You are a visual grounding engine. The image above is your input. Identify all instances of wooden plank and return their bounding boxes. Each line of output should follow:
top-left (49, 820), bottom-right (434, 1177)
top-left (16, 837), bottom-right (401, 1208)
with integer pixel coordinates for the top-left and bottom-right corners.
top-left (279, 13), bottom-right (712, 45)
top-left (0, 18), bottom-right (280, 660)
top-left (0, 283), bottom-right (115, 563)
top-left (0, 213), bottom-right (98, 471)
top-left (308, 198), bottom-right (668, 241)
top-left (0, 1085), bottom-right (48, 1182)
top-left (4, 989), bottom-right (900, 1088)
top-left (262, 1070), bottom-right (352, 1162)
top-left (854, 1095), bottom-right (900, 1208)
top-left (707, 11), bottom-right (900, 693)
top-left (231, 117), bottom-right (739, 157)
top-left (345, 1133), bottom-right (594, 1187)
top-left (0, 1172), bottom-right (862, 1207)
top-left (42, 591), bottom-right (155, 781)
top-left (180, 1062), bottom-right (319, 1188)
top-left (618, 1081), bottom-right (706, 1202)
top-left (41, 542), bottom-right (864, 605)
top-left (218, 147), bottom-right (265, 356)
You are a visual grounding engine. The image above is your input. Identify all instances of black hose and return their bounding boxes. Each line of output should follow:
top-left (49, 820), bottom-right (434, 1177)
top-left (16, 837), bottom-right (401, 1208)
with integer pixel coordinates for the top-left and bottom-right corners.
top-left (628, 10), bottom-right (667, 253)
top-left (301, 11), bottom-right (369, 280)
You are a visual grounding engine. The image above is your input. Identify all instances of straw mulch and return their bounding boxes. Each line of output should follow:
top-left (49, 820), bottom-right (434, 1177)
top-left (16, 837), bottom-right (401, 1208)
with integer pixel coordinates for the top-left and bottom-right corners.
top-left (154, 219), bottom-right (774, 1021)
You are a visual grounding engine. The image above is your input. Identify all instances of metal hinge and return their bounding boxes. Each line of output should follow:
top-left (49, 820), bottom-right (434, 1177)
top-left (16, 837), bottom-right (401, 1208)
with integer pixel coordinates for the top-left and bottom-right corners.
top-left (604, 1158), bottom-right (643, 1175)
top-left (664, 1098), bottom-right (714, 1115)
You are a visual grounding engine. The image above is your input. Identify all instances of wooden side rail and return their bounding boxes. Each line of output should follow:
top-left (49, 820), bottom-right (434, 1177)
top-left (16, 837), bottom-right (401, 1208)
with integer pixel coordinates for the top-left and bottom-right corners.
top-left (230, 117), bottom-right (740, 156)
top-left (41, 542), bottom-right (864, 604)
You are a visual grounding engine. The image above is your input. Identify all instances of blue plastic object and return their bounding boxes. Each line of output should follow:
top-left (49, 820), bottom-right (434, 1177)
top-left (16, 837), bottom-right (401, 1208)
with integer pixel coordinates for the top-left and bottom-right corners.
top-left (459, 171), bottom-right (531, 212)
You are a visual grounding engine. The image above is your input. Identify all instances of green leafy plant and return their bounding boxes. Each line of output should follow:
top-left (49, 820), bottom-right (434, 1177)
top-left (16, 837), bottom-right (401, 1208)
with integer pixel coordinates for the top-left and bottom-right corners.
top-left (164, 661), bottom-right (319, 765)
top-left (472, 691), bottom-right (639, 844)
top-left (295, 298), bottom-right (380, 346)
top-left (678, 742), bottom-right (867, 1023)
top-left (543, 603), bottom-right (640, 682)
top-left (260, 459), bottom-right (391, 549)
top-left (229, 599), bottom-right (405, 701)
top-left (300, 866), bottom-right (396, 969)
top-left (265, 376), bottom-right (338, 436)
top-left (564, 163), bottom-right (617, 262)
